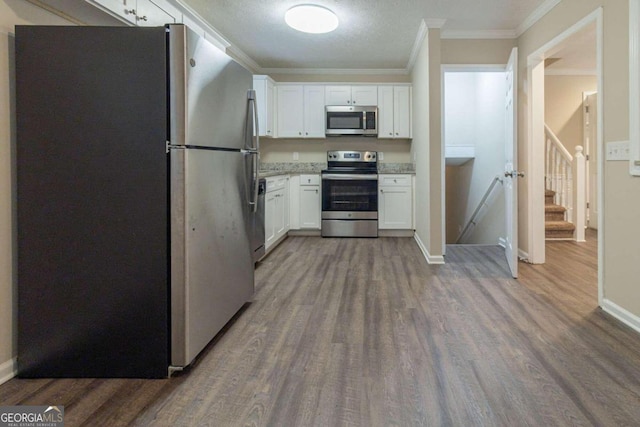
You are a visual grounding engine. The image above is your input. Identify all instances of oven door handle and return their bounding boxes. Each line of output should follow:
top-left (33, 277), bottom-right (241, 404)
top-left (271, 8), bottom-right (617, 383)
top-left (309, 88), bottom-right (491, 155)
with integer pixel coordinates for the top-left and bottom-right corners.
top-left (321, 174), bottom-right (378, 180)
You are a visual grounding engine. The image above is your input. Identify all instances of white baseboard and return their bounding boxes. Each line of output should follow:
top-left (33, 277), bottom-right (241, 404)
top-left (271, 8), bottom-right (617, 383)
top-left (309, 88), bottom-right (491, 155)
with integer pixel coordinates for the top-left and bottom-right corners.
top-left (518, 248), bottom-right (530, 262)
top-left (0, 357), bottom-right (17, 385)
top-left (378, 229), bottom-right (415, 237)
top-left (602, 299), bottom-right (640, 335)
top-left (414, 233), bottom-right (445, 265)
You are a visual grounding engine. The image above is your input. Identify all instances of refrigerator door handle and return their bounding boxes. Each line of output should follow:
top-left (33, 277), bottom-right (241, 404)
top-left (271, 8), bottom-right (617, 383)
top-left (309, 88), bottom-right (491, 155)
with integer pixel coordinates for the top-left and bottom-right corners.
top-left (246, 90), bottom-right (260, 213)
top-left (243, 150), bottom-right (259, 213)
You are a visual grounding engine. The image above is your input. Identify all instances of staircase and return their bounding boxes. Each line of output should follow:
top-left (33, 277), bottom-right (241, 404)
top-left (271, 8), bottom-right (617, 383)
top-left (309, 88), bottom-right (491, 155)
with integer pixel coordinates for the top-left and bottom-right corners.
top-left (545, 189), bottom-right (575, 239)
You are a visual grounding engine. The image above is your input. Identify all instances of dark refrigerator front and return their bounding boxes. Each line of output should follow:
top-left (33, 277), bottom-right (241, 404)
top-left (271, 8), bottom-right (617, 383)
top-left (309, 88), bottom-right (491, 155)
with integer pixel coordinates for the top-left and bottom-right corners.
top-left (16, 26), bottom-right (169, 378)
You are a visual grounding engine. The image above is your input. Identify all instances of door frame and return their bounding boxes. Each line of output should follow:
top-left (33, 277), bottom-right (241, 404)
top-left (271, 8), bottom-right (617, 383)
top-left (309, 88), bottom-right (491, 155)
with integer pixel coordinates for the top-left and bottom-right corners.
top-left (583, 90), bottom-right (598, 229)
top-left (526, 7), bottom-right (604, 305)
top-left (440, 64), bottom-right (509, 256)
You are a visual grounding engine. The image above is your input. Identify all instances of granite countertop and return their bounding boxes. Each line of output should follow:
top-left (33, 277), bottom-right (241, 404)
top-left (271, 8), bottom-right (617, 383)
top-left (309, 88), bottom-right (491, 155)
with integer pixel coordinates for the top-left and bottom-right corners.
top-left (259, 162), bottom-right (415, 178)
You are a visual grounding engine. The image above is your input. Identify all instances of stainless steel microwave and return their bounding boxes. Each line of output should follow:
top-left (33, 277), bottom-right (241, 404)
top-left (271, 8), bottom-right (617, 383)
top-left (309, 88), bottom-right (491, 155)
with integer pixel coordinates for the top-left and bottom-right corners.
top-left (325, 105), bottom-right (378, 136)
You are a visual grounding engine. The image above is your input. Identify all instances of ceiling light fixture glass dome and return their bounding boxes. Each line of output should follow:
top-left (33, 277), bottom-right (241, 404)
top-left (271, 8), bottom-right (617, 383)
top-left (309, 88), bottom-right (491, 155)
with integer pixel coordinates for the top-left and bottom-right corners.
top-left (285, 4), bottom-right (339, 34)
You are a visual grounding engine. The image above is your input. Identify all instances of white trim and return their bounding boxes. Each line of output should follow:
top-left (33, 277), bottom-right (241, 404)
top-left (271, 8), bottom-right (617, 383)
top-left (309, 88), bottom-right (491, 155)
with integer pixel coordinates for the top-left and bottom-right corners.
top-left (261, 67), bottom-right (408, 76)
top-left (0, 358), bottom-right (17, 386)
top-left (406, 20), bottom-right (428, 73)
top-left (517, 0), bottom-right (563, 37)
top-left (602, 299), bottom-right (640, 335)
top-left (414, 233), bottom-right (445, 265)
top-left (441, 29), bottom-right (517, 40)
top-left (544, 68), bottom-right (598, 76)
top-left (630, 0), bottom-right (640, 176)
top-left (174, 0), bottom-right (231, 48)
top-left (527, 7), bottom-right (603, 267)
top-left (518, 248), bottom-right (530, 261)
top-left (424, 19), bottom-right (447, 29)
top-left (596, 10), bottom-right (604, 306)
top-left (225, 46), bottom-right (262, 74)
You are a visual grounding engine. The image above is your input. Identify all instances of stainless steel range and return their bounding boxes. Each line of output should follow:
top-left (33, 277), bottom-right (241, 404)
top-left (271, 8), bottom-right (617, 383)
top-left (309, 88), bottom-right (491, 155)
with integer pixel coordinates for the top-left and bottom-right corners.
top-left (321, 150), bottom-right (378, 237)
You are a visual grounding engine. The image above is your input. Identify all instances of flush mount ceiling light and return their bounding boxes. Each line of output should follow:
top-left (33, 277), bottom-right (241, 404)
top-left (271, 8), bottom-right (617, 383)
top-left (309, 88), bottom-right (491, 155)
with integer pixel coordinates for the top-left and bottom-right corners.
top-left (285, 4), bottom-right (339, 34)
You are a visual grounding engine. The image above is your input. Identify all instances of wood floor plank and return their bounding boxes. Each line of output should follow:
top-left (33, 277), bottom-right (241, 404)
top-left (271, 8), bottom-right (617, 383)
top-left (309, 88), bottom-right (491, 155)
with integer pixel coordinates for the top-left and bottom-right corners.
top-left (5, 233), bottom-right (640, 426)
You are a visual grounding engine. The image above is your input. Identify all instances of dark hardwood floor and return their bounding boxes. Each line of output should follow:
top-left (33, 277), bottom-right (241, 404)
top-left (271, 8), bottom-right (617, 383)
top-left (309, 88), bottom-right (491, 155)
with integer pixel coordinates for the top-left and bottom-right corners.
top-left (3, 232), bottom-right (640, 426)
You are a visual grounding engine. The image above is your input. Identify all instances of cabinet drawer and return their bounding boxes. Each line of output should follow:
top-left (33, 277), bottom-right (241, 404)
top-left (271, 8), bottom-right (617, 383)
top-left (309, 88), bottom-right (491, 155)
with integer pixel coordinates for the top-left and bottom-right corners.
top-left (266, 175), bottom-right (287, 192)
top-left (379, 174), bottom-right (411, 187)
top-left (299, 174), bottom-right (320, 186)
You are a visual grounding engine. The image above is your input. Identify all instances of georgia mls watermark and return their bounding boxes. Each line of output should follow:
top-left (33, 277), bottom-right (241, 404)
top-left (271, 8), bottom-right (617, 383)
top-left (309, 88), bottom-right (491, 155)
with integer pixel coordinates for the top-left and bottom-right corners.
top-left (0, 406), bottom-right (64, 427)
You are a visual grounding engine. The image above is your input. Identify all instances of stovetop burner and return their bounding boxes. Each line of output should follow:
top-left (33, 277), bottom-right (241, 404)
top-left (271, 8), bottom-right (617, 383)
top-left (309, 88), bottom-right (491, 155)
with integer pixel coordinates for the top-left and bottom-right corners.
top-left (324, 150), bottom-right (378, 174)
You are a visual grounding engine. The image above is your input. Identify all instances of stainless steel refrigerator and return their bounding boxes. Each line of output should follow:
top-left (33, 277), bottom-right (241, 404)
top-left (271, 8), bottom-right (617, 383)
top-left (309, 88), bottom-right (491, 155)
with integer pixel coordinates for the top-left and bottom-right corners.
top-left (16, 24), bottom-right (260, 378)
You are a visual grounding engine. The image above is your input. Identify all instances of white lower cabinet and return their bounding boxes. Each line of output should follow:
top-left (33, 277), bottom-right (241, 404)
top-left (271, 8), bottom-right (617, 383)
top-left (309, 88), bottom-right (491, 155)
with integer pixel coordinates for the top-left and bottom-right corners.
top-left (299, 175), bottom-right (321, 229)
top-left (265, 175), bottom-right (289, 250)
top-left (379, 174), bottom-right (413, 229)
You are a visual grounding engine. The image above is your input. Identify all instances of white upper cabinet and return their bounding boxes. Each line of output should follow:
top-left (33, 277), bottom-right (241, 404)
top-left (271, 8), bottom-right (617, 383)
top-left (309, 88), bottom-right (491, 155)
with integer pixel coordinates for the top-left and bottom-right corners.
top-left (378, 85), bottom-right (412, 139)
top-left (325, 85), bottom-right (377, 106)
top-left (253, 75), bottom-right (276, 138)
top-left (303, 85), bottom-right (326, 138)
top-left (277, 85), bottom-right (325, 138)
top-left (90, 0), bottom-right (179, 26)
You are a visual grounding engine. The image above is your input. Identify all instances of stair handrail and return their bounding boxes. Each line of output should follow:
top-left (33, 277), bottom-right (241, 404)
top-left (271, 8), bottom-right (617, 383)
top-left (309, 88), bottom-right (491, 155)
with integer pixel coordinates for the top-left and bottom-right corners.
top-left (545, 124), bottom-right (574, 222)
top-left (545, 124), bottom-right (573, 162)
top-left (456, 175), bottom-right (503, 244)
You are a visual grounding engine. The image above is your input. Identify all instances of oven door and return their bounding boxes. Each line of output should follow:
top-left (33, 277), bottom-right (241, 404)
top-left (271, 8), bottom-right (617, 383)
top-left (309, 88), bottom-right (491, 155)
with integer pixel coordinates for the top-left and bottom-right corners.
top-left (321, 173), bottom-right (378, 218)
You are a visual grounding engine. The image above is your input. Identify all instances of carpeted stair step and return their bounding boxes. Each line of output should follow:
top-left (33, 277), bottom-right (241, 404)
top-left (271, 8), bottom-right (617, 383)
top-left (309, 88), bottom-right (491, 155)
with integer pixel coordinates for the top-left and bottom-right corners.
top-left (545, 204), bottom-right (566, 221)
top-left (545, 220), bottom-right (575, 238)
top-left (545, 189), bottom-right (556, 205)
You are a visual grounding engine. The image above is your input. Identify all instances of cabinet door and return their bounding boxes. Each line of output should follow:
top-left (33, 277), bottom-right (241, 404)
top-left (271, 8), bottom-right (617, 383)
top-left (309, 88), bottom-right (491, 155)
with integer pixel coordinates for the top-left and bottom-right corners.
top-left (379, 187), bottom-right (412, 229)
top-left (274, 189), bottom-right (286, 238)
top-left (325, 85), bottom-right (352, 105)
top-left (299, 186), bottom-right (321, 229)
top-left (253, 77), bottom-right (275, 137)
top-left (277, 85), bottom-right (304, 137)
top-left (92, 0), bottom-right (137, 24)
top-left (393, 86), bottom-right (411, 138)
top-left (352, 86), bottom-right (378, 106)
top-left (377, 86), bottom-right (394, 138)
top-left (135, 0), bottom-right (176, 26)
top-left (303, 85), bottom-right (326, 138)
top-left (265, 191), bottom-right (277, 249)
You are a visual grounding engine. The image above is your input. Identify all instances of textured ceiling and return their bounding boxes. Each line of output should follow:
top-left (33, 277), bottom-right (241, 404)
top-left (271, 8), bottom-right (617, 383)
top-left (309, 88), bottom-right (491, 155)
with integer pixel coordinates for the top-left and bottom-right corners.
top-left (182, 0), bottom-right (549, 70)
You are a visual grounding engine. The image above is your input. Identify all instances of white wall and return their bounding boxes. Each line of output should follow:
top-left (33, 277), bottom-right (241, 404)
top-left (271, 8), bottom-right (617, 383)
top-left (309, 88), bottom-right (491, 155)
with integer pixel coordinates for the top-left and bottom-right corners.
top-left (0, 0), bottom-right (72, 383)
top-left (444, 72), bottom-right (506, 244)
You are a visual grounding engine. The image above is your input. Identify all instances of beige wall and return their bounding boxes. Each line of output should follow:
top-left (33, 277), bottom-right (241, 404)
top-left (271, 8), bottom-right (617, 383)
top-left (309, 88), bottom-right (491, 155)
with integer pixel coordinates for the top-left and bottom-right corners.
top-left (410, 29), bottom-right (431, 255)
top-left (0, 0), bottom-right (71, 378)
top-left (518, 0), bottom-right (640, 317)
top-left (545, 74), bottom-right (597, 153)
top-left (441, 39), bottom-right (517, 65)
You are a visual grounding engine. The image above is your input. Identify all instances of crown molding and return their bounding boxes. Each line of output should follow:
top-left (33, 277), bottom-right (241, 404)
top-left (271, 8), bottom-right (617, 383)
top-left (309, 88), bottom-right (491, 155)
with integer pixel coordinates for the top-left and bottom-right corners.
top-left (226, 46), bottom-right (263, 74)
top-left (424, 19), bottom-right (447, 29)
top-left (406, 19), bottom-right (428, 72)
top-left (517, 0), bottom-right (562, 37)
top-left (441, 29), bottom-right (517, 39)
top-left (260, 67), bottom-right (408, 76)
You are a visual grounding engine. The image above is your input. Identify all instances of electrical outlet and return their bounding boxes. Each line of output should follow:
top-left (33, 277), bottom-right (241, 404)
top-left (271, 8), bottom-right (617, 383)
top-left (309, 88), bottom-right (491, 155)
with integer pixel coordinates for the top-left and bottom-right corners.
top-left (293, 151), bottom-right (299, 161)
top-left (379, 152), bottom-right (384, 161)
top-left (606, 141), bottom-right (630, 161)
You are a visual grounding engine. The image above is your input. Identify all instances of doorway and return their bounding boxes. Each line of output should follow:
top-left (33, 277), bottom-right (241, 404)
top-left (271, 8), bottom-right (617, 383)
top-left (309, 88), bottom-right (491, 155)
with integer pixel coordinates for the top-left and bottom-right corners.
top-left (527, 8), bottom-right (603, 304)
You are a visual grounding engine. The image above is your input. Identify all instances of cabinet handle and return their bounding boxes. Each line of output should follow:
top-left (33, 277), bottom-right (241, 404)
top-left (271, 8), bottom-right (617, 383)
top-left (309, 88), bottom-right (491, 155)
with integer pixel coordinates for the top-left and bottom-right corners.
top-left (394, 179), bottom-right (397, 183)
top-left (315, 189), bottom-right (318, 194)
top-left (347, 100), bottom-right (351, 104)
top-left (125, 8), bottom-right (136, 15)
top-left (395, 132), bottom-right (399, 136)
top-left (137, 15), bottom-right (148, 21)
top-left (389, 132), bottom-right (393, 136)
top-left (299, 132), bottom-right (302, 136)
top-left (380, 189), bottom-right (384, 193)
top-left (305, 132), bottom-right (308, 136)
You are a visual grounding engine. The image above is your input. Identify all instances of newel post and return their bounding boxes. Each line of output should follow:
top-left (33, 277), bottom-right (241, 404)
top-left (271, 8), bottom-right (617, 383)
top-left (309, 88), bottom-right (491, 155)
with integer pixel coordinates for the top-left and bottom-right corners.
top-left (573, 146), bottom-right (586, 242)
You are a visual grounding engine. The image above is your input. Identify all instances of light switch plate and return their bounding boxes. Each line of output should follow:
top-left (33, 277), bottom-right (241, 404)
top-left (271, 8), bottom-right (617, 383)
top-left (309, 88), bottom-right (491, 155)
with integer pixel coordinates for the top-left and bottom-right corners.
top-left (606, 141), bottom-right (630, 161)
top-left (379, 152), bottom-right (384, 161)
top-left (293, 151), bottom-right (299, 161)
